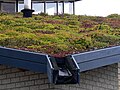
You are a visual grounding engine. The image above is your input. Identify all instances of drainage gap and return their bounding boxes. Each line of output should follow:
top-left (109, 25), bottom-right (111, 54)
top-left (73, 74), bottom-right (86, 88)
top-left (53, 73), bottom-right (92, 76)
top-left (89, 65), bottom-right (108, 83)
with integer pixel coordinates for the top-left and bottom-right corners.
top-left (47, 56), bottom-right (80, 84)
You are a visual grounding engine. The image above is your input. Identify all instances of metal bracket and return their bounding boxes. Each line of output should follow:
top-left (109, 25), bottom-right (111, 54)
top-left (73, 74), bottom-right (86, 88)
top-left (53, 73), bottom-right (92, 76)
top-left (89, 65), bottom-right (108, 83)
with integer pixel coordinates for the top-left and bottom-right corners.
top-left (47, 56), bottom-right (80, 84)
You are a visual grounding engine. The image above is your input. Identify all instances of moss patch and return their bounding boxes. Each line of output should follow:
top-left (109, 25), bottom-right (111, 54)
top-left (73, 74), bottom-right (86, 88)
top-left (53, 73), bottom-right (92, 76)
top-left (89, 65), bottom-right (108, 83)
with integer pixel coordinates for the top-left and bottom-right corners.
top-left (0, 13), bottom-right (120, 57)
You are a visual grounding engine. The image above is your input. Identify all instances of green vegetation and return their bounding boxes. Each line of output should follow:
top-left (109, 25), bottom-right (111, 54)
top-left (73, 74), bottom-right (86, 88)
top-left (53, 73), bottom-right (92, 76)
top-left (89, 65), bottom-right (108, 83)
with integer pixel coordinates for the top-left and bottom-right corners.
top-left (0, 13), bottom-right (120, 57)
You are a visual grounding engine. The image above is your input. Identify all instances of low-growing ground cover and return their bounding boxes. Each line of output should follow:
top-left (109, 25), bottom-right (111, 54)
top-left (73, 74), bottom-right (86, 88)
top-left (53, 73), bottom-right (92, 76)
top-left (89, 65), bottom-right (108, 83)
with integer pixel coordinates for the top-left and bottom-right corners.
top-left (0, 13), bottom-right (120, 57)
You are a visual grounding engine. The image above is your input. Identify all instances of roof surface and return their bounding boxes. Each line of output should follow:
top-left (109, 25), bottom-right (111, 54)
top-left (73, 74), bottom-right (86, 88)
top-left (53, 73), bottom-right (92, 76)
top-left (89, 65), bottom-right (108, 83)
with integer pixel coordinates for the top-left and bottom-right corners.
top-left (0, 13), bottom-right (120, 83)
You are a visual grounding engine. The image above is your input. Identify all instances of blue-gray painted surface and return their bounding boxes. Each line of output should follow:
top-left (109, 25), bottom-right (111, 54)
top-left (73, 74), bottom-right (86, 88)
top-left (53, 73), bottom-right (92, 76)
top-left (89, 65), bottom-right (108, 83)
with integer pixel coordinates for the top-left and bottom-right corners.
top-left (72, 46), bottom-right (120, 72)
top-left (0, 55), bottom-right (47, 73)
top-left (0, 46), bottom-right (48, 64)
top-left (0, 46), bottom-right (120, 84)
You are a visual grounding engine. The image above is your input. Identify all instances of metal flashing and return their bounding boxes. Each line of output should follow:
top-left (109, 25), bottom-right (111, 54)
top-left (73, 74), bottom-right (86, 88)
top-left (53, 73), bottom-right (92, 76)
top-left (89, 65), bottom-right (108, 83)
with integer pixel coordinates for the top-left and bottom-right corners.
top-left (0, 46), bottom-right (120, 84)
top-left (71, 46), bottom-right (120, 72)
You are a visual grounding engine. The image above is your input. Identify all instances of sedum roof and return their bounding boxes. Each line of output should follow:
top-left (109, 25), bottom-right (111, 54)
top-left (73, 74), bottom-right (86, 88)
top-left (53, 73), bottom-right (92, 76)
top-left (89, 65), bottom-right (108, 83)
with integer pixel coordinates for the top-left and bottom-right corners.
top-left (0, 13), bottom-right (120, 57)
top-left (0, 13), bottom-right (120, 84)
